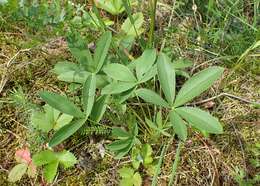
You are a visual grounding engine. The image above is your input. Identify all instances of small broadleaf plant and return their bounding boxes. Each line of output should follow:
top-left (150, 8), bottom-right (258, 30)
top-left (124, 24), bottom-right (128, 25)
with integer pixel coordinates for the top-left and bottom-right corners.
top-left (107, 123), bottom-right (140, 159)
top-left (38, 31), bottom-right (112, 148)
top-left (32, 150), bottom-right (77, 183)
top-left (8, 148), bottom-right (36, 182)
top-left (118, 167), bottom-right (142, 186)
top-left (135, 52), bottom-right (224, 140)
top-left (94, 0), bottom-right (136, 15)
top-left (28, 29), bottom-right (224, 184)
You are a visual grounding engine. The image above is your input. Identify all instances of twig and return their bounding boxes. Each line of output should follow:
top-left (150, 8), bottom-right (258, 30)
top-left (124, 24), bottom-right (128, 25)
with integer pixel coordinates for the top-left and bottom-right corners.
top-left (191, 92), bottom-right (259, 105)
top-left (0, 49), bottom-right (31, 94)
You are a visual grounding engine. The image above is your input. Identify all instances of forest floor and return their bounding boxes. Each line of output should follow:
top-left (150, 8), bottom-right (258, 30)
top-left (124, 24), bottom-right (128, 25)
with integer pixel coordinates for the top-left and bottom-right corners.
top-left (0, 1), bottom-right (259, 185)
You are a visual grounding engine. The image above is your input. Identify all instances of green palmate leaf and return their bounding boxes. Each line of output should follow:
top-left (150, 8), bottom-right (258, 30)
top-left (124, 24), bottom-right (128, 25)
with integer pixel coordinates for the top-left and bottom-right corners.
top-left (114, 141), bottom-right (134, 159)
top-left (90, 95), bottom-right (108, 122)
top-left (57, 151), bottom-right (77, 169)
top-left (175, 70), bottom-right (190, 78)
top-left (58, 71), bottom-right (108, 88)
top-left (119, 167), bottom-right (134, 178)
top-left (139, 65), bottom-right (157, 83)
top-left (67, 33), bottom-right (95, 72)
top-left (172, 59), bottom-right (193, 69)
top-left (107, 138), bottom-right (133, 151)
top-left (170, 111), bottom-right (187, 141)
top-left (48, 119), bottom-right (86, 147)
top-left (112, 128), bottom-right (131, 139)
top-left (96, 0), bottom-right (125, 15)
top-left (103, 63), bottom-right (137, 82)
top-left (8, 163), bottom-right (28, 182)
top-left (39, 91), bottom-right (84, 118)
top-left (102, 82), bottom-right (136, 95)
top-left (175, 107), bottom-right (223, 134)
top-left (121, 12), bottom-right (144, 36)
top-left (135, 89), bottom-right (170, 108)
top-left (133, 172), bottom-right (142, 186)
top-left (94, 31), bottom-right (112, 73)
top-left (32, 150), bottom-right (57, 166)
top-left (157, 53), bottom-right (176, 105)
top-left (52, 61), bottom-right (79, 75)
top-left (156, 111), bottom-right (162, 128)
top-left (57, 70), bottom-right (90, 84)
top-left (116, 87), bottom-right (136, 104)
top-left (135, 49), bottom-right (157, 81)
top-left (146, 118), bottom-right (158, 130)
top-left (43, 160), bottom-right (59, 183)
top-left (31, 110), bottom-right (53, 132)
top-left (83, 74), bottom-right (96, 117)
top-left (54, 114), bottom-right (73, 130)
top-left (174, 67), bottom-right (224, 107)
top-left (142, 144), bottom-right (153, 165)
top-left (31, 104), bottom-right (73, 132)
top-left (70, 49), bottom-right (95, 72)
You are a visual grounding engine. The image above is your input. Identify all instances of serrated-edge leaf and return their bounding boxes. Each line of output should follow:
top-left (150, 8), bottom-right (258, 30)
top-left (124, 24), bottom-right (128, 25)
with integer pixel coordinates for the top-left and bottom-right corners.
top-left (135, 88), bottom-right (170, 108)
top-left (48, 119), bottom-right (86, 147)
top-left (8, 163), bottom-right (28, 182)
top-left (103, 63), bottom-right (137, 82)
top-left (174, 67), bottom-right (224, 107)
top-left (39, 91), bottom-right (84, 118)
top-left (57, 151), bottom-right (77, 169)
top-left (157, 53), bottom-right (175, 105)
top-left (31, 110), bottom-right (53, 132)
top-left (170, 110), bottom-right (187, 141)
top-left (43, 160), bottom-right (59, 183)
top-left (94, 31), bottom-right (112, 73)
top-left (83, 74), bottom-right (96, 117)
top-left (118, 167), bottom-right (134, 178)
top-left (32, 150), bottom-right (57, 166)
top-left (133, 172), bottom-right (142, 186)
top-left (175, 107), bottom-right (223, 134)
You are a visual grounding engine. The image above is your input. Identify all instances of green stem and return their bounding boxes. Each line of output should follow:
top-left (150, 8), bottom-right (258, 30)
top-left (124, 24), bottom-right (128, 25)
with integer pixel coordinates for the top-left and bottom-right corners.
top-left (168, 141), bottom-right (183, 186)
top-left (151, 138), bottom-right (172, 186)
top-left (91, 2), bottom-right (106, 32)
top-left (148, 0), bottom-right (158, 48)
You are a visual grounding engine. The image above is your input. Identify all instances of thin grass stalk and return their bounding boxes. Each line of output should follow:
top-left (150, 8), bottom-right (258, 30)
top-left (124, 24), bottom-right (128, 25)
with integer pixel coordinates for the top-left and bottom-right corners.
top-left (160, 0), bottom-right (175, 52)
top-left (253, 0), bottom-right (259, 27)
top-left (151, 138), bottom-right (172, 186)
top-left (148, 0), bottom-right (157, 48)
top-left (168, 141), bottom-right (183, 186)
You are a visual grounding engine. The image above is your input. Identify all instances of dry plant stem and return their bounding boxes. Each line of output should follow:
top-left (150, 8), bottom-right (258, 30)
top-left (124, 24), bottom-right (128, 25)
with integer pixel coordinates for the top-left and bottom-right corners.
top-left (230, 122), bottom-right (247, 176)
top-left (196, 134), bottom-right (219, 186)
top-left (0, 48), bottom-right (31, 94)
top-left (191, 92), bottom-right (259, 105)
